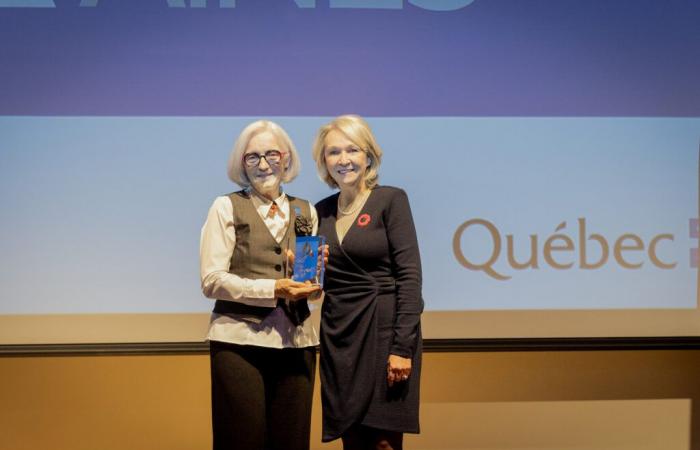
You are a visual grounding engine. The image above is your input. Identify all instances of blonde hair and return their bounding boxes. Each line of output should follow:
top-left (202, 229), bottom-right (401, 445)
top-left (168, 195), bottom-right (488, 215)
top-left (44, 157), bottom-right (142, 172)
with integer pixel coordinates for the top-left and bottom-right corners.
top-left (227, 120), bottom-right (301, 187)
top-left (311, 115), bottom-right (383, 189)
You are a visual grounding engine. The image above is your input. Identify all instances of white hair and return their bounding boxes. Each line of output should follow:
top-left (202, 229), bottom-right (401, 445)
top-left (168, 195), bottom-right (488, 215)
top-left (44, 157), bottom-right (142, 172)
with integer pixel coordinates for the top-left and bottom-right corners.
top-left (226, 120), bottom-right (301, 188)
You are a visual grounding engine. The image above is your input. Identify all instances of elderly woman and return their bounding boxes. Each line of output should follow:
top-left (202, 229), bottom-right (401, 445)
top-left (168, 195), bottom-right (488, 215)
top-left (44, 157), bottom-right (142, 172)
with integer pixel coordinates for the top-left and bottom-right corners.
top-left (312, 115), bottom-right (424, 450)
top-left (200, 120), bottom-right (321, 450)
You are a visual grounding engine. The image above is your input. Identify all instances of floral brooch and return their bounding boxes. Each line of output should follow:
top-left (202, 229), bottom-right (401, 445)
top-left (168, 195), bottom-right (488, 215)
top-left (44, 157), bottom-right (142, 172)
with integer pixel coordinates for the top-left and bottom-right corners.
top-left (295, 215), bottom-right (313, 236)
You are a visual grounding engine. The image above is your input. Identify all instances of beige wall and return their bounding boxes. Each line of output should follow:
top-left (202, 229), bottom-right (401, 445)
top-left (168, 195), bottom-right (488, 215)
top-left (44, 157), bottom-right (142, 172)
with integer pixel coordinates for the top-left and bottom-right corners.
top-left (1, 350), bottom-right (698, 450)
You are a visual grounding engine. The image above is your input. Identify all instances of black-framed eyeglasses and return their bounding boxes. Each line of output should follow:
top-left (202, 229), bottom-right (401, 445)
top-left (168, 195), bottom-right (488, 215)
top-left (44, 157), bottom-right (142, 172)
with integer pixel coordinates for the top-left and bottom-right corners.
top-left (243, 150), bottom-right (284, 167)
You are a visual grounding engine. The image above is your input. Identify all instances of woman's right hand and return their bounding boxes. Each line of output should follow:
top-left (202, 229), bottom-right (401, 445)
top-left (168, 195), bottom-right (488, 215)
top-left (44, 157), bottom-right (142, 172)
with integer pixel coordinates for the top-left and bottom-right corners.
top-left (274, 279), bottom-right (321, 301)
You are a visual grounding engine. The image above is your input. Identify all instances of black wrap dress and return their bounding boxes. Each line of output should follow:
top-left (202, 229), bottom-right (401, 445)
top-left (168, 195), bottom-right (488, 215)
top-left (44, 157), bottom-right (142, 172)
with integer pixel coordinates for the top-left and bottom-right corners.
top-left (316, 186), bottom-right (424, 442)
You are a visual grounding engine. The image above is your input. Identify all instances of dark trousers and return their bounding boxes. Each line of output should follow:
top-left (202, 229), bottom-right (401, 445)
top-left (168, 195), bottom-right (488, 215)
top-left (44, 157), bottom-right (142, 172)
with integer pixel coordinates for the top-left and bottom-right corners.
top-left (209, 341), bottom-right (316, 450)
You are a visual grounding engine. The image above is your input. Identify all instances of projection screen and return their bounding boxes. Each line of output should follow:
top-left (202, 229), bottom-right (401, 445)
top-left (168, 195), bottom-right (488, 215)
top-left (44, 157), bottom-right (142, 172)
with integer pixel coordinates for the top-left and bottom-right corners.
top-left (1, 0), bottom-right (699, 344)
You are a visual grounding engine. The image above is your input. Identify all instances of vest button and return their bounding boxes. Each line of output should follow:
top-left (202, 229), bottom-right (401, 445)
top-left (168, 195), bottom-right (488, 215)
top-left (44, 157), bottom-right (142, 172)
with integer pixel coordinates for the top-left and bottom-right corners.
top-left (274, 247), bottom-right (282, 255)
top-left (274, 264), bottom-right (282, 272)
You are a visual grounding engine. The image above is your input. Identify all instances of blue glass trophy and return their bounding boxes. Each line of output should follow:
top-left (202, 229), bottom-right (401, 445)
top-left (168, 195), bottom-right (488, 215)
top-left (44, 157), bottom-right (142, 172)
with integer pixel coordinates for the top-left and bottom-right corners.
top-left (292, 235), bottom-right (326, 287)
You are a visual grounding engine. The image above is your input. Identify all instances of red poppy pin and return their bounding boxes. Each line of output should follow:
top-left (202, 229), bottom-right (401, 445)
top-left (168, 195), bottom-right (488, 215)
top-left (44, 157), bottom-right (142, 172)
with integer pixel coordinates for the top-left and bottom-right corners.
top-left (357, 213), bottom-right (371, 227)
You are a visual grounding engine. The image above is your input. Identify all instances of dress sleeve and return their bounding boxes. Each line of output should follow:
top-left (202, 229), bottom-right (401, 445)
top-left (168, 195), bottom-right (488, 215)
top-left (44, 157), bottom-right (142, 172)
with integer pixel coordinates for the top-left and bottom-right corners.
top-left (385, 189), bottom-right (424, 358)
top-left (199, 196), bottom-right (277, 307)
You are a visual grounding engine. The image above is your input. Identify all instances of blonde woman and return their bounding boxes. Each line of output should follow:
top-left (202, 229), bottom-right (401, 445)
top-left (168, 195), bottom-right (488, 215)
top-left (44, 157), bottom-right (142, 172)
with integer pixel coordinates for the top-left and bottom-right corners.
top-left (312, 115), bottom-right (424, 450)
top-left (200, 120), bottom-right (321, 450)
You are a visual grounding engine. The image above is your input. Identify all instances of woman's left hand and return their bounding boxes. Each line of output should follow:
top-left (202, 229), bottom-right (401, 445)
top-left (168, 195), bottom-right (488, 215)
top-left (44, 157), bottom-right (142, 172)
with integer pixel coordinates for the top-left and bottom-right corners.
top-left (387, 354), bottom-right (412, 387)
top-left (322, 244), bottom-right (329, 266)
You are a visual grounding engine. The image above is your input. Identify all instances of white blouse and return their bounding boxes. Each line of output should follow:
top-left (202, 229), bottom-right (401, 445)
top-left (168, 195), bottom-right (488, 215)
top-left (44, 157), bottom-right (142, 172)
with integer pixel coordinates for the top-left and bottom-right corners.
top-left (200, 190), bottom-right (319, 348)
